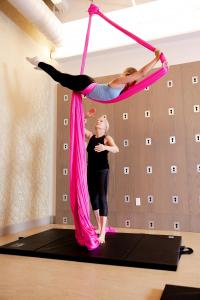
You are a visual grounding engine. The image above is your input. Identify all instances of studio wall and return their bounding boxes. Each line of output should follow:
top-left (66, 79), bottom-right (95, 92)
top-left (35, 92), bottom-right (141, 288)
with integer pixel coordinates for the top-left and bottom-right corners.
top-left (0, 8), bottom-right (56, 234)
top-left (56, 61), bottom-right (200, 232)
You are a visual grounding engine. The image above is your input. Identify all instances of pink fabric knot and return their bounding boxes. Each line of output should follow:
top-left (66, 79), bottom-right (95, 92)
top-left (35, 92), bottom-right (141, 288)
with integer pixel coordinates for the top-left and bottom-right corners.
top-left (88, 3), bottom-right (99, 15)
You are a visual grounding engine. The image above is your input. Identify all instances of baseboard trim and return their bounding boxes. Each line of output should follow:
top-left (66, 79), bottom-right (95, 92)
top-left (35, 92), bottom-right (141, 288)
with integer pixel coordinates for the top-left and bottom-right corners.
top-left (0, 216), bottom-right (55, 236)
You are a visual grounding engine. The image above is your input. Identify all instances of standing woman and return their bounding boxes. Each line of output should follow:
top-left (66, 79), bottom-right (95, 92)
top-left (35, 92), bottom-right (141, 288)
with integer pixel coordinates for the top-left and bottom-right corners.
top-left (85, 111), bottom-right (119, 244)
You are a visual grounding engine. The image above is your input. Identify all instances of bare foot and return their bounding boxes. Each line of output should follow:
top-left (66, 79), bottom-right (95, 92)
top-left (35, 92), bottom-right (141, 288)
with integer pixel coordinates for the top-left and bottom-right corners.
top-left (26, 56), bottom-right (41, 69)
top-left (98, 234), bottom-right (105, 244)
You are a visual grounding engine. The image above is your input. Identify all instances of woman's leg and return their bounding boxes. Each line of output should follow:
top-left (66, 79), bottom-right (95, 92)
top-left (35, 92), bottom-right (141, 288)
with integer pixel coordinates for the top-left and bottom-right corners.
top-left (87, 170), bottom-right (101, 233)
top-left (26, 57), bottom-right (95, 91)
top-left (97, 169), bottom-right (109, 243)
top-left (38, 62), bottom-right (95, 91)
top-left (93, 209), bottom-right (101, 234)
top-left (88, 169), bottom-right (109, 241)
top-left (99, 216), bottom-right (107, 244)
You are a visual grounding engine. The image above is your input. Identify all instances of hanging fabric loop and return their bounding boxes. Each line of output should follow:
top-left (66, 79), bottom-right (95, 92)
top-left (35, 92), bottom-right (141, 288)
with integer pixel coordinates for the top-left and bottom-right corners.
top-left (80, 3), bottom-right (168, 102)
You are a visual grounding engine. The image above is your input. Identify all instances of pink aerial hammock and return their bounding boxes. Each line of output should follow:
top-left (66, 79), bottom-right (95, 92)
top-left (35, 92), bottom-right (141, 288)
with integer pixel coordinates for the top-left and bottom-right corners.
top-left (70, 3), bottom-right (168, 250)
top-left (80, 3), bottom-right (169, 103)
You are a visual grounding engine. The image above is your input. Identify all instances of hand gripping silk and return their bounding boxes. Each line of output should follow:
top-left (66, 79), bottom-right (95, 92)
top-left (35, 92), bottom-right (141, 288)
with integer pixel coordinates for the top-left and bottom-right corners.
top-left (70, 3), bottom-right (168, 250)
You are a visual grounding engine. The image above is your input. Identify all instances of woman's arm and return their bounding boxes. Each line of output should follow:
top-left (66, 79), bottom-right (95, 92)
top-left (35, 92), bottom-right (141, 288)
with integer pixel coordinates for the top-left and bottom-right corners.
top-left (85, 108), bottom-right (96, 139)
top-left (94, 135), bottom-right (119, 153)
top-left (109, 49), bottom-right (161, 86)
top-left (85, 128), bottom-right (93, 139)
top-left (138, 49), bottom-right (161, 77)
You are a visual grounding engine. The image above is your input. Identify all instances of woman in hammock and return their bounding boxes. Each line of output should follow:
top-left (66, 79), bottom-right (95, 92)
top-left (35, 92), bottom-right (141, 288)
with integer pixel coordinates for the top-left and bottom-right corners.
top-left (26, 49), bottom-right (161, 101)
top-left (85, 109), bottom-right (119, 243)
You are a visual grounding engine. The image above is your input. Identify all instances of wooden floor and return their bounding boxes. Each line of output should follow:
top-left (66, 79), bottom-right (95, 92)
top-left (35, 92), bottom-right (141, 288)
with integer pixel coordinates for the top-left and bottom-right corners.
top-left (0, 225), bottom-right (200, 300)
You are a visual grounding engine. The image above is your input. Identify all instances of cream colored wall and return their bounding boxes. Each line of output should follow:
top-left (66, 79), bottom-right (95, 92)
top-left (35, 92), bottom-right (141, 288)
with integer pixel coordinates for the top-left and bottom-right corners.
top-left (0, 11), bottom-right (56, 232)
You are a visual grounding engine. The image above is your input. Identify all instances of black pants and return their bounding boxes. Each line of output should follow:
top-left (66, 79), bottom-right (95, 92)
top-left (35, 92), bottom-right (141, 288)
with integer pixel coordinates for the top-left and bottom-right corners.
top-left (87, 169), bottom-right (109, 216)
top-left (38, 62), bottom-right (95, 91)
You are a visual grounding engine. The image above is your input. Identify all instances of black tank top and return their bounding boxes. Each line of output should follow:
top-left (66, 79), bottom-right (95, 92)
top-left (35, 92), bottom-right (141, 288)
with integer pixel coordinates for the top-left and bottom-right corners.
top-left (87, 135), bottom-right (109, 171)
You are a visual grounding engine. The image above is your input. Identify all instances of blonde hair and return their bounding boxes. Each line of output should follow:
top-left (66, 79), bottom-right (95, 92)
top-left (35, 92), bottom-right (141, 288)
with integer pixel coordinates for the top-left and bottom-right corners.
top-left (123, 67), bottom-right (137, 76)
top-left (102, 115), bottom-right (109, 133)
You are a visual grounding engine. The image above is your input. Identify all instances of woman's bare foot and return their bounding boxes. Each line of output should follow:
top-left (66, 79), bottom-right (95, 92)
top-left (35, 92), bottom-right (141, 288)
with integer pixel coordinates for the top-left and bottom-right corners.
top-left (26, 56), bottom-right (41, 69)
top-left (98, 233), bottom-right (105, 244)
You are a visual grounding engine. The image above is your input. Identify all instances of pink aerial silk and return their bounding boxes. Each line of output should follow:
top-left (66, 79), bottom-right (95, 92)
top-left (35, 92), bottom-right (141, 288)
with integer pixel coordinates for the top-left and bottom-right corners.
top-left (70, 3), bottom-right (168, 250)
top-left (81, 4), bottom-right (169, 102)
top-left (70, 92), bottom-right (99, 250)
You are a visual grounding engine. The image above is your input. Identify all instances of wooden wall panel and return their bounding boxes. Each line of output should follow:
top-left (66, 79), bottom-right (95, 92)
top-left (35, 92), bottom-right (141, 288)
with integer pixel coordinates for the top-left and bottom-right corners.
top-left (181, 61), bottom-right (200, 216)
top-left (56, 61), bottom-right (200, 232)
top-left (55, 85), bottom-right (71, 224)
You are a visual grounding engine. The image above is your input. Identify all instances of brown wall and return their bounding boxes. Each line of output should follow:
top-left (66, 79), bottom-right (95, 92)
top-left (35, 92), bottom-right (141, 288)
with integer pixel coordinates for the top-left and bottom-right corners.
top-left (56, 61), bottom-right (200, 232)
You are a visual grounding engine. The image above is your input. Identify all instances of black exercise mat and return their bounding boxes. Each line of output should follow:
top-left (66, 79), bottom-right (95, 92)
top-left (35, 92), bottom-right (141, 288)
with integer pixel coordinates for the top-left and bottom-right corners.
top-left (161, 284), bottom-right (200, 300)
top-left (0, 229), bottom-right (182, 271)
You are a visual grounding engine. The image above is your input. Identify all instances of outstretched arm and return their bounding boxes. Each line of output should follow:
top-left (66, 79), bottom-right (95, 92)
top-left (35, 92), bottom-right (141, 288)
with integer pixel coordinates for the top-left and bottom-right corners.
top-left (85, 128), bottom-right (93, 139)
top-left (85, 108), bottom-right (96, 139)
top-left (138, 49), bottom-right (161, 77)
top-left (109, 49), bottom-right (161, 86)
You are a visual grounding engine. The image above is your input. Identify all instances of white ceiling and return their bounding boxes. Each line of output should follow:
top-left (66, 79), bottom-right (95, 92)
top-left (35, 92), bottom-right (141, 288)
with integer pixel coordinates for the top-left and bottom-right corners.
top-left (51, 0), bottom-right (200, 60)
top-left (51, 0), bottom-right (158, 23)
top-left (7, 0), bottom-right (200, 60)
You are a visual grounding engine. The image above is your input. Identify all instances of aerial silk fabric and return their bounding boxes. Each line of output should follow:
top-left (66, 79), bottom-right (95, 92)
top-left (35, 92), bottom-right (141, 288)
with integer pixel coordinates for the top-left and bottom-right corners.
top-left (70, 92), bottom-right (99, 250)
top-left (81, 4), bottom-right (169, 103)
top-left (70, 3), bottom-right (168, 250)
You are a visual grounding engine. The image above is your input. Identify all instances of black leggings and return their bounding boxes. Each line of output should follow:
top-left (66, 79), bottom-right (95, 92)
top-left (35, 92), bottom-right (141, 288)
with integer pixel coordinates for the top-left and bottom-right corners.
top-left (87, 169), bottom-right (109, 216)
top-left (38, 62), bottom-right (95, 91)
